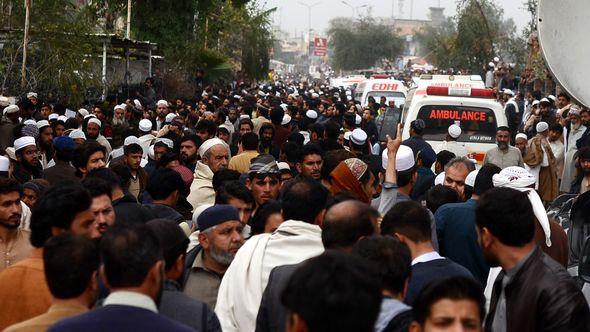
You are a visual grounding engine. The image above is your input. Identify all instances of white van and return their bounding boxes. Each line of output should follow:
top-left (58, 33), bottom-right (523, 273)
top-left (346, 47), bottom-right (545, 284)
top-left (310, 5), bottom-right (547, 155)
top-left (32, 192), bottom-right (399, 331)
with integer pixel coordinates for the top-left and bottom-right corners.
top-left (354, 78), bottom-right (407, 108)
top-left (401, 82), bottom-right (507, 165)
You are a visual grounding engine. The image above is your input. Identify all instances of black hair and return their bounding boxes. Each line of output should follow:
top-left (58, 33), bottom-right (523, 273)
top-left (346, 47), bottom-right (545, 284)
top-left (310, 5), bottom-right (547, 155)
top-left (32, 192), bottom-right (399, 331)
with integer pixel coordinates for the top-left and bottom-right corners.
top-left (413, 276), bottom-right (485, 325)
top-left (212, 169), bottom-right (242, 192)
top-left (216, 109), bottom-right (227, 123)
top-left (496, 126), bottom-right (511, 134)
top-left (240, 132), bottom-right (259, 151)
top-left (557, 92), bottom-right (570, 101)
top-left (100, 224), bottom-right (163, 288)
top-left (30, 184), bottom-right (92, 248)
top-left (281, 177), bottom-right (329, 224)
top-left (81, 177), bottom-right (113, 200)
top-left (270, 106), bottom-right (284, 125)
top-left (476, 187), bottom-right (535, 246)
top-left (158, 152), bottom-right (180, 168)
top-left (473, 163), bottom-right (501, 196)
top-left (396, 166), bottom-right (417, 187)
top-left (257, 105), bottom-right (269, 118)
top-left (72, 141), bottom-right (106, 174)
top-left (287, 132), bottom-right (304, 147)
top-left (281, 142), bottom-right (300, 164)
top-left (145, 219), bottom-right (189, 273)
top-left (44, 233), bottom-right (99, 299)
top-left (298, 143), bottom-right (324, 163)
top-left (250, 200), bottom-right (282, 235)
top-left (180, 134), bottom-right (203, 150)
top-left (217, 127), bottom-right (230, 136)
top-left (0, 178), bottom-right (22, 196)
top-left (87, 168), bottom-right (123, 190)
top-left (107, 164), bottom-right (131, 190)
top-left (322, 201), bottom-right (376, 250)
top-left (239, 118), bottom-right (254, 130)
top-left (281, 251), bottom-right (381, 332)
top-left (424, 184), bottom-right (459, 214)
top-left (146, 168), bottom-right (185, 200)
top-left (309, 123), bottom-right (325, 137)
top-left (549, 124), bottom-right (563, 135)
top-left (195, 119), bottom-right (217, 137)
top-left (324, 121), bottom-right (341, 140)
top-left (321, 149), bottom-right (356, 181)
top-left (124, 143), bottom-right (143, 156)
top-left (215, 181), bottom-right (254, 205)
top-left (353, 236), bottom-right (412, 295)
top-left (436, 150), bottom-right (456, 169)
top-left (381, 200), bottom-right (431, 243)
top-left (259, 123), bottom-right (274, 138)
top-left (64, 118), bottom-right (79, 130)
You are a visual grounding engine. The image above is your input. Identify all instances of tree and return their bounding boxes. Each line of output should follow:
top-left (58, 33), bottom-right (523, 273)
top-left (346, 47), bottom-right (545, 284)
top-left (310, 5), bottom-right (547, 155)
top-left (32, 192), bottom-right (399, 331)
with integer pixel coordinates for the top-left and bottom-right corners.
top-left (415, 18), bottom-right (457, 69)
top-left (328, 17), bottom-right (404, 72)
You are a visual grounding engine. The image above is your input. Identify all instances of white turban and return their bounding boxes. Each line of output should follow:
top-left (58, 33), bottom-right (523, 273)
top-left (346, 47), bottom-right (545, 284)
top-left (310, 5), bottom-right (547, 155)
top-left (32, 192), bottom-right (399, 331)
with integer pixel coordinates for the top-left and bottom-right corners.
top-left (88, 118), bottom-right (101, 128)
top-left (492, 166), bottom-right (551, 247)
top-left (198, 138), bottom-right (229, 158)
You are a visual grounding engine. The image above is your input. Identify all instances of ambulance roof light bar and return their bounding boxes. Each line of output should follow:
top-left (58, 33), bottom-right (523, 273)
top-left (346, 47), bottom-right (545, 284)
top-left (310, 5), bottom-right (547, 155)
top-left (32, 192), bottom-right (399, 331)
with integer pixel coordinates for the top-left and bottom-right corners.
top-left (426, 86), bottom-right (494, 98)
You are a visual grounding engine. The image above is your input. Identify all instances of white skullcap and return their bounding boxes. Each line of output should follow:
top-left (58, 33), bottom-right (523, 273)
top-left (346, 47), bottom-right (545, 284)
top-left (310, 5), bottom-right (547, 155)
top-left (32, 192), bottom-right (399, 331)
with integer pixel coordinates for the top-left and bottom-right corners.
top-left (503, 89), bottom-right (514, 96)
top-left (306, 110), bottom-right (318, 119)
top-left (88, 118), bottom-right (101, 128)
top-left (148, 145), bottom-right (155, 160)
top-left (355, 114), bottom-right (362, 125)
top-left (257, 90), bottom-right (266, 97)
top-left (493, 166), bottom-right (551, 247)
top-left (48, 113), bottom-right (58, 121)
top-left (547, 95), bottom-right (556, 101)
top-left (277, 162), bottom-right (290, 171)
top-left (139, 119), bottom-right (152, 132)
top-left (133, 99), bottom-right (143, 109)
top-left (233, 94), bottom-right (241, 100)
top-left (57, 115), bottom-right (68, 122)
top-left (311, 92), bottom-right (319, 98)
top-left (0, 155), bottom-right (9, 172)
top-left (540, 97), bottom-right (550, 104)
top-left (198, 138), bottom-right (228, 158)
top-left (239, 114), bottom-right (250, 120)
top-left (281, 114), bottom-right (292, 125)
top-left (531, 100), bottom-right (540, 107)
top-left (3, 105), bottom-right (19, 115)
top-left (346, 95), bottom-right (352, 101)
top-left (345, 90), bottom-right (352, 96)
top-left (0, 96), bottom-right (9, 107)
top-left (202, 91), bottom-right (209, 97)
top-left (123, 136), bottom-right (139, 146)
top-left (448, 124), bottom-right (461, 138)
top-left (165, 113), bottom-right (176, 123)
top-left (493, 57), bottom-right (500, 62)
top-left (69, 129), bottom-right (86, 140)
top-left (5, 147), bottom-right (16, 161)
top-left (344, 131), bottom-right (352, 141)
top-left (14, 136), bottom-right (36, 151)
top-left (536, 122), bottom-right (549, 133)
top-left (465, 170), bottom-right (479, 188)
top-left (280, 103), bottom-right (288, 111)
top-left (114, 104), bottom-right (125, 111)
top-left (77, 108), bottom-right (89, 117)
top-left (488, 62), bottom-right (495, 67)
top-left (156, 137), bottom-right (174, 149)
top-left (26, 92), bottom-right (37, 99)
top-left (515, 133), bottom-right (528, 141)
top-left (381, 145), bottom-right (415, 171)
top-left (23, 119), bottom-right (36, 126)
top-left (156, 100), bottom-right (169, 107)
top-left (350, 128), bottom-right (367, 145)
top-left (434, 172), bottom-right (445, 185)
top-left (84, 114), bottom-right (97, 120)
top-left (36, 120), bottom-right (50, 129)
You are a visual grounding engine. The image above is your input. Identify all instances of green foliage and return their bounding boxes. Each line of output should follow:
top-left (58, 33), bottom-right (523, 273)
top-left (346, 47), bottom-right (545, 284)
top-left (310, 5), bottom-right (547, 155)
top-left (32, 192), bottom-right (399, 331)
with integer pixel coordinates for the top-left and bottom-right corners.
top-left (328, 17), bottom-right (404, 71)
top-left (415, 18), bottom-right (457, 69)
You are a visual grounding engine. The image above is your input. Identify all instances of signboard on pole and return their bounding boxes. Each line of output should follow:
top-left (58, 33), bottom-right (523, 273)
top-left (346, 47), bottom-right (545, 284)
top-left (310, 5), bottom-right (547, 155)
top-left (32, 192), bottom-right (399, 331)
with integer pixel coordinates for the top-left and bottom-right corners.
top-left (313, 37), bottom-right (327, 56)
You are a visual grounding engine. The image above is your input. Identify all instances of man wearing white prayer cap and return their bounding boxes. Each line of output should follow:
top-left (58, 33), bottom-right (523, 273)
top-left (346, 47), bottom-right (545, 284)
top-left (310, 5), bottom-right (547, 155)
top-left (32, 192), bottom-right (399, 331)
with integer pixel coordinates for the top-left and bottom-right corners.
top-left (84, 117), bottom-right (112, 157)
top-left (69, 129), bottom-right (86, 146)
top-left (561, 105), bottom-right (586, 192)
top-left (0, 105), bottom-right (20, 152)
top-left (348, 128), bottom-right (368, 156)
top-left (155, 100), bottom-right (169, 131)
top-left (437, 124), bottom-right (468, 157)
top-left (514, 133), bottom-right (528, 157)
top-left (26, 92), bottom-right (38, 105)
top-left (187, 138), bottom-right (230, 210)
top-left (76, 108), bottom-right (89, 124)
top-left (35, 120), bottom-right (54, 169)
top-left (137, 119), bottom-right (156, 159)
top-left (523, 121), bottom-right (557, 203)
top-left (12, 136), bottom-right (43, 184)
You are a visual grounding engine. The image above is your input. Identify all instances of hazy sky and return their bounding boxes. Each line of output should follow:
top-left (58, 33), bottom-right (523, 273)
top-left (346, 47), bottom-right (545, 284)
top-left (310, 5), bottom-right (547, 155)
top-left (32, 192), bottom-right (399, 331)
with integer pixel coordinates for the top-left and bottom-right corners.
top-left (262, 0), bottom-right (531, 37)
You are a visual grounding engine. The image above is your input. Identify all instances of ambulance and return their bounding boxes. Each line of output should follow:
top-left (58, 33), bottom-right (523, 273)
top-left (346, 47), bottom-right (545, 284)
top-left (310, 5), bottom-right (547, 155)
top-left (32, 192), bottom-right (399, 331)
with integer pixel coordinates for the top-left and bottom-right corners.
top-left (354, 78), bottom-right (407, 108)
top-left (401, 75), bottom-right (507, 165)
top-left (329, 75), bottom-right (366, 90)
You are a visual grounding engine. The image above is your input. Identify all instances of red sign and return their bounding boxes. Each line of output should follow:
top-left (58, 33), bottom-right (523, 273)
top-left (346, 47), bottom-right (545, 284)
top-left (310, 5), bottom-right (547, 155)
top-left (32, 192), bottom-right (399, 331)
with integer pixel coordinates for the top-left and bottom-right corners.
top-left (429, 109), bottom-right (487, 122)
top-left (371, 83), bottom-right (399, 91)
top-left (314, 37), bottom-right (327, 56)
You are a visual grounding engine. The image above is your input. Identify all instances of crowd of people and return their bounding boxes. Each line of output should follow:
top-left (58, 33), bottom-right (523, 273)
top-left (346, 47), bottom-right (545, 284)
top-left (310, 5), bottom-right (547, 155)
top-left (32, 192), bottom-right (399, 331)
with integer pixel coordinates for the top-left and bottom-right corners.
top-left (0, 77), bottom-right (588, 332)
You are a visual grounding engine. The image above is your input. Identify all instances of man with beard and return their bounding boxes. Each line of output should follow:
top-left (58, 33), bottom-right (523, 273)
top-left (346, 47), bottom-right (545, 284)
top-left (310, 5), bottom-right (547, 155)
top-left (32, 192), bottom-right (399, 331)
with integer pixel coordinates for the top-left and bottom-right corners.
top-left (477, 187), bottom-right (590, 332)
top-left (295, 143), bottom-right (323, 181)
top-left (49, 225), bottom-right (193, 332)
top-left (184, 205), bottom-right (245, 309)
top-left (137, 119), bottom-right (156, 158)
top-left (72, 141), bottom-right (107, 179)
top-left (572, 148), bottom-right (590, 194)
top-left (11, 137), bottom-right (44, 184)
top-left (81, 177), bottom-right (116, 237)
top-left (84, 118), bottom-right (112, 156)
top-left (154, 100), bottom-right (169, 131)
top-left (228, 108), bottom-right (239, 131)
top-left (36, 120), bottom-right (54, 169)
top-left (0, 105), bottom-right (20, 152)
top-left (0, 178), bottom-right (33, 273)
top-left (187, 138), bottom-right (230, 210)
top-left (111, 104), bottom-right (129, 148)
top-left (561, 107), bottom-right (587, 193)
top-left (180, 135), bottom-right (202, 172)
top-left (122, 143), bottom-right (147, 201)
top-left (483, 126), bottom-right (524, 169)
top-left (514, 133), bottom-right (528, 157)
top-left (258, 123), bottom-right (279, 159)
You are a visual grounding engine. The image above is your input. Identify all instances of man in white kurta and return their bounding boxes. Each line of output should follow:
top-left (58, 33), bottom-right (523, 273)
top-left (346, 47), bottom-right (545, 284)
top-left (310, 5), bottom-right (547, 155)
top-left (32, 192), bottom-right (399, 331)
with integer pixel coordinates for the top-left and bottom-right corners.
top-left (560, 109), bottom-right (586, 193)
top-left (214, 219), bottom-right (324, 332)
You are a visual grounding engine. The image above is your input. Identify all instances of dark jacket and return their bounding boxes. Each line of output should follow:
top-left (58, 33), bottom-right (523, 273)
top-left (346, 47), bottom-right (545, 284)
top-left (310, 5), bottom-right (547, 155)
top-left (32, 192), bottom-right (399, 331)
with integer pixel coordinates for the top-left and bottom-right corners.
top-left (143, 203), bottom-right (184, 223)
top-left (160, 280), bottom-right (221, 332)
top-left (11, 162), bottom-right (43, 184)
top-left (485, 247), bottom-right (590, 332)
top-left (255, 264), bottom-right (299, 332)
top-left (43, 159), bottom-right (78, 186)
top-left (48, 305), bottom-right (194, 332)
top-left (112, 192), bottom-right (155, 226)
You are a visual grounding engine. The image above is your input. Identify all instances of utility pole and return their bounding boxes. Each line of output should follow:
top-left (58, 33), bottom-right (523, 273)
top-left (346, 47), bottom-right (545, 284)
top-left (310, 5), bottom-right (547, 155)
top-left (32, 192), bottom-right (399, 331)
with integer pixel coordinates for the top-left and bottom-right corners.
top-left (126, 0), bottom-right (131, 39)
top-left (21, 0), bottom-right (31, 89)
top-left (298, 1), bottom-right (320, 56)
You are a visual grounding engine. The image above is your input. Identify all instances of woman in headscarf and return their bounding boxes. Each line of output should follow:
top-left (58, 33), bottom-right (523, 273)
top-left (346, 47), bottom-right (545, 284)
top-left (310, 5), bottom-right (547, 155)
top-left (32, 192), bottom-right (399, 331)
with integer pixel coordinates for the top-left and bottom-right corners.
top-left (329, 158), bottom-right (376, 204)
